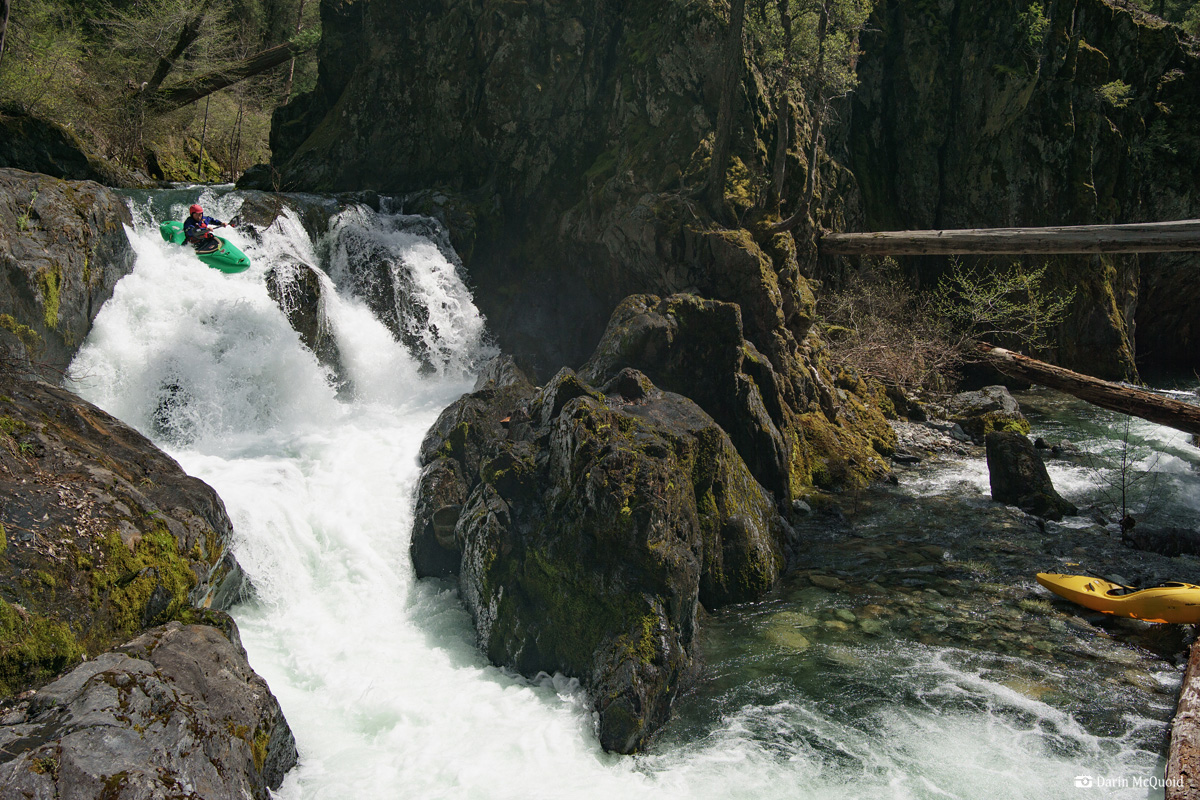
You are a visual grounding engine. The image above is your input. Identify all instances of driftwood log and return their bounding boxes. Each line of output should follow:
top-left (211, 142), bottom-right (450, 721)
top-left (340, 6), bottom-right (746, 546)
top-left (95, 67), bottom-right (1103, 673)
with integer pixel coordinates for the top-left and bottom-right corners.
top-left (821, 220), bottom-right (1200, 256)
top-left (1168, 633), bottom-right (1200, 799)
top-left (976, 344), bottom-right (1200, 437)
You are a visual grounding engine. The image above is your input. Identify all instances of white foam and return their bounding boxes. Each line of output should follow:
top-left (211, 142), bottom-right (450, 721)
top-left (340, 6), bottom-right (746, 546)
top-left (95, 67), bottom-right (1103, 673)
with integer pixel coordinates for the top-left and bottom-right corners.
top-left (67, 194), bottom-right (1171, 800)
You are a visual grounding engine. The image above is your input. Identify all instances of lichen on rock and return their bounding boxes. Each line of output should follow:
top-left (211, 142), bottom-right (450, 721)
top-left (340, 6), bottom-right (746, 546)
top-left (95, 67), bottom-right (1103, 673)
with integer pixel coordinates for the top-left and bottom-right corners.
top-left (413, 358), bottom-right (791, 753)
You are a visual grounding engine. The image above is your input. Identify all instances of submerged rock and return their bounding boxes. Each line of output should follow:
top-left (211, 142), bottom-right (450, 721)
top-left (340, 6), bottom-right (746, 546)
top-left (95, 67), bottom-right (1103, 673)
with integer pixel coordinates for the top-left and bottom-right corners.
top-left (412, 362), bottom-right (789, 753)
top-left (0, 620), bottom-right (297, 800)
top-left (985, 431), bottom-right (1078, 521)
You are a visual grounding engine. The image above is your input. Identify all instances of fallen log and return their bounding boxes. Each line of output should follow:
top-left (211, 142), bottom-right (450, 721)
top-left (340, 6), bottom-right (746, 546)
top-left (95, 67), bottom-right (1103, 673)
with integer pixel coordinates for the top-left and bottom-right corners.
top-left (822, 220), bottom-right (1200, 256)
top-left (976, 344), bottom-right (1200, 436)
top-left (1167, 633), bottom-right (1200, 799)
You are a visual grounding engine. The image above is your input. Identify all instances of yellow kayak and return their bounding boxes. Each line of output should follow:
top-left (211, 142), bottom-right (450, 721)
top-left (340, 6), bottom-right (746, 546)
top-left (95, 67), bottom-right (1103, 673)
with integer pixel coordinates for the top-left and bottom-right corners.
top-left (1036, 573), bottom-right (1200, 624)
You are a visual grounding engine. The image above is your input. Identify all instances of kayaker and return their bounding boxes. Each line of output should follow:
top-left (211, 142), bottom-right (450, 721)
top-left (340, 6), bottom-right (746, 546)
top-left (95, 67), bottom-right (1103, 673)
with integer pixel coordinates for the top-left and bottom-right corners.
top-left (183, 204), bottom-right (232, 254)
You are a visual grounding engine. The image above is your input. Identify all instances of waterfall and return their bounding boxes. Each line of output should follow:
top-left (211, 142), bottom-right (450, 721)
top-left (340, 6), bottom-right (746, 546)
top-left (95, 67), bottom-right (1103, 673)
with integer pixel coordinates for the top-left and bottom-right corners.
top-left (65, 189), bottom-right (1174, 800)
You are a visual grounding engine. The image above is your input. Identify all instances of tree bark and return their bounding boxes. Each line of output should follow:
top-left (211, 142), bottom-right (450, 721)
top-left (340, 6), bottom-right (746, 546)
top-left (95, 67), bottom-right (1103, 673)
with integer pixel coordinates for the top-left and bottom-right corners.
top-left (707, 0), bottom-right (748, 218)
top-left (1168, 638), bottom-right (1200, 800)
top-left (770, 0), bottom-right (793, 211)
top-left (144, 2), bottom-right (212, 94)
top-left (822, 220), bottom-right (1200, 255)
top-left (976, 343), bottom-right (1200, 436)
top-left (770, 0), bottom-right (829, 234)
top-left (150, 40), bottom-right (312, 113)
top-left (0, 0), bottom-right (10, 69)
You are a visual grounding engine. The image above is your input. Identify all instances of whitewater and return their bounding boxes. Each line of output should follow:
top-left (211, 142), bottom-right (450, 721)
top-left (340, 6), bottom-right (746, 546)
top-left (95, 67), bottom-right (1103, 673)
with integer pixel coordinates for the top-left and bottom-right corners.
top-left (65, 189), bottom-right (1170, 800)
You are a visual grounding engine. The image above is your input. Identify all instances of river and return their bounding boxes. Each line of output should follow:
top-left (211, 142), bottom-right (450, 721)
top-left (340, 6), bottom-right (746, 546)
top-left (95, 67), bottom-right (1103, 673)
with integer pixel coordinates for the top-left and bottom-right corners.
top-left (65, 188), bottom-right (1199, 799)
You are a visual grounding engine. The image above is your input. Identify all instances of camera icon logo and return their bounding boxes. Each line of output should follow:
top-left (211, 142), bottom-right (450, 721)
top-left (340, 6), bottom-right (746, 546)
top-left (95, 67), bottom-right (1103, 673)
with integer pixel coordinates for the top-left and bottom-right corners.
top-left (1075, 776), bottom-right (1094, 788)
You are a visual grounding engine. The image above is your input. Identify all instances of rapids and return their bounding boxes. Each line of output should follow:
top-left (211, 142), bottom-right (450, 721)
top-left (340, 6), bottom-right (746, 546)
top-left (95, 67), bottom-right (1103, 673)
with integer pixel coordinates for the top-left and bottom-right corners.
top-left (65, 188), bottom-right (1195, 799)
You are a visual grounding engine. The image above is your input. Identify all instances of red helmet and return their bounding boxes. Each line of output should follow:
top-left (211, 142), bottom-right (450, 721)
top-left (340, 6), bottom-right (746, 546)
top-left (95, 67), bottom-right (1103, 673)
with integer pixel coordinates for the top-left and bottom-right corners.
top-left (189, 204), bottom-right (203, 214)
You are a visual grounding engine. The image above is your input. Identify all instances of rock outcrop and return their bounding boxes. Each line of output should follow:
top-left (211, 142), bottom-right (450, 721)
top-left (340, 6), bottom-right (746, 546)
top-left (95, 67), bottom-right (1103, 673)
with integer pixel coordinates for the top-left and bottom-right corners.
top-left (265, 258), bottom-right (344, 381)
top-left (0, 169), bottom-right (134, 377)
top-left (986, 431), bottom-right (1078, 521)
top-left (0, 620), bottom-right (297, 800)
top-left (0, 371), bottom-right (245, 695)
top-left (0, 106), bottom-right (149, 189)
top-left (944, 386), bottom-right (1031, 444)
top-left (412, 358), bottom-right (792, 753)
top-left (850, 0), bottom-right (1200, 376)
top-left (581, 293), bottom-right (895, 500)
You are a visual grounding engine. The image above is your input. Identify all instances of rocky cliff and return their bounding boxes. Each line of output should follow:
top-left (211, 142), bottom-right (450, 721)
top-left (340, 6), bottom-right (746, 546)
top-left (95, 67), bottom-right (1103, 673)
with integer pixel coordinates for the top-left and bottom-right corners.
top-left (0, 169), bottom-right (135, 378)
top-left (849, 0), bottom-right (1200, 375)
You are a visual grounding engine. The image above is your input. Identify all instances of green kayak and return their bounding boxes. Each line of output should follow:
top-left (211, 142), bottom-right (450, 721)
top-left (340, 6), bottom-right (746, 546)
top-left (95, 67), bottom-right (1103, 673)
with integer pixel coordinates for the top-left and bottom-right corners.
top-left (159, 220), bottom-right (251, 274)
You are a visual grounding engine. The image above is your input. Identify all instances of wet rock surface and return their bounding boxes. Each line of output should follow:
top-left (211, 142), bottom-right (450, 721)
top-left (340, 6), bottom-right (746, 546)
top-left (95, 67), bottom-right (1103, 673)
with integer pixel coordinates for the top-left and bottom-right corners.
top-left (413, 359), bottom-right (792, 753)
top-left (0, 371), bottom-right (245, 695)
top-left (265, 257), bottom-right (344, 382)
top-left (0, 620), bottom-right (297, 800)
top-left (0, 169), bottom-right (134, 377)
top-left (986, 431), bottom-right (1079, 521)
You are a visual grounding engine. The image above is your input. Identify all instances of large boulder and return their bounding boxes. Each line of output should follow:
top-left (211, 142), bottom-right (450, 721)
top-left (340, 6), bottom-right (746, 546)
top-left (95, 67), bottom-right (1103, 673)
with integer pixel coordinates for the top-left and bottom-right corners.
top-left (0, 371), bottom-right (245, 695)
top-left (265, 257), bottom-right (344, 382)
top-left (986, 431), bottom-right (1078, 521)
top-left (412, 363), bottom-right (790, 753)
top-left (0, 106), bottom-right (148, 189)
top-left (945, 385), bottom-right (1030, 444)
top-left (0, 620), bottom-right (297, 800)
top-left (0, 169), bottom-right (134, 377)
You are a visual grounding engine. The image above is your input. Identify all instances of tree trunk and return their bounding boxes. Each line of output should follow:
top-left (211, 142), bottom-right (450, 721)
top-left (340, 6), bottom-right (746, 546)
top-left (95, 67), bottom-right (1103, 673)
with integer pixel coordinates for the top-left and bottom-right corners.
top-left (284, 0), bottom-right (308, 99)
top-left (821, 219), bottom-right (1200, 255)
top-left (706, 0), bottom-right (748, 218)
top-left (770, 0), bottom-right (829, 234)
top-left (770, 0), bottom-right (793, 211)
top-left (150, 40), bottom-right (312, 113)
top-left (1167, 638), bottom-right (1200, 800)
top-left (196, 94), bottom-right (211, 181)
top-left (144, 1), bottom-right (212, 94)
top-left (976, 343), bottom-right (1200, 436)
top-left (0, 0), bottom-right (10, 69)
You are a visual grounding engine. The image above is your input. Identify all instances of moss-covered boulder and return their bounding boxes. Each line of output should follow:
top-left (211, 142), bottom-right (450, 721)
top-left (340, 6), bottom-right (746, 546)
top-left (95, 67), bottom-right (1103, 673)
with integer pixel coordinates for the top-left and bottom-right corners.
top-left (0, 620), bottom-right (296, 800)
top-left (0, 372), bottom-right (245, 697)
top-left (945, 385), bottom-right (1031, 444)
top-left (0, 106), bottom-right (149, 189)
top-left (986, 431), bottom-right (1078, 521)
top-left (0, 169), bottom-right (134, 377)
top-left (413, 362), bottom-right (790, 753)
top-left (581, 293), bottom-right (895, 500)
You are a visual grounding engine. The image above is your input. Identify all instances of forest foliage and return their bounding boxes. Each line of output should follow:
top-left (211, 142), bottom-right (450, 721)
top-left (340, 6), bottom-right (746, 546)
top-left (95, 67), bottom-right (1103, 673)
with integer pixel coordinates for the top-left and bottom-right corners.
top-left (0, 0), bottom-right (319, 181)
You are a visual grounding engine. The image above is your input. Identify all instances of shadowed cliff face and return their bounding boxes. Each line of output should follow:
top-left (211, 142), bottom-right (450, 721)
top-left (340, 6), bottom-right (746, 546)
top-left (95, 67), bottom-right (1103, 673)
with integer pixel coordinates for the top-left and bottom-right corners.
top-left (269, 0), bottom-right (735, 376)
top-left (850, 0), bottom-right (1200, 376)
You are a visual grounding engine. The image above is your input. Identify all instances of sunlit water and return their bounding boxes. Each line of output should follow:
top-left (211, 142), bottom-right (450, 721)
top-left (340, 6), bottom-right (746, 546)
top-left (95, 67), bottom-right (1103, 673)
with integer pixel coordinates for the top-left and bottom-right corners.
top-left (65, 188), bottom-right (1192, 799)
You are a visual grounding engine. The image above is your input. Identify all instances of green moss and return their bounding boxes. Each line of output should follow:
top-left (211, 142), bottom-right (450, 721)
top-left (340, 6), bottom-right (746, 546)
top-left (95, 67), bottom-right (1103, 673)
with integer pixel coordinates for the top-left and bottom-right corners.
top-left (0, 522), bottom-right (6, 555)
top-left (0, 314), bottom-right (44, 355)
top-left (252, 726), bottom-right (270, 773)
top-left (36, 265), bottom-right (62, 331)
top-left (91, 527), bottom-right (198, 635)
top-left (0, 598), bottom-right (84, 696)
top-left (437, 421), bottom-right (470, 462)
top-left (0, 416), bottom-right (31, 437)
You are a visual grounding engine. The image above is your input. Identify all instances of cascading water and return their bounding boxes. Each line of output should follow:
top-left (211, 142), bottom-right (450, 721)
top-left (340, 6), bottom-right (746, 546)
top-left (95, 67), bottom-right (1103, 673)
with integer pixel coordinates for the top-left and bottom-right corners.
top-left (65, 188), bottom-right (1191, 799)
